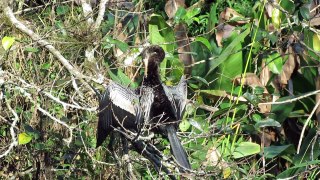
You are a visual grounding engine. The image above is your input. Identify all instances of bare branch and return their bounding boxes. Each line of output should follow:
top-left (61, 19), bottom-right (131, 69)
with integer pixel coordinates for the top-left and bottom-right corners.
top-left (3, 6), bottom-right (98, 83)
top-left (80, 0), bottom-right (94, 26)
top-left (94, 0), bottom-right (109, 29)
top-left (0, 100), bottom-right (19, 159)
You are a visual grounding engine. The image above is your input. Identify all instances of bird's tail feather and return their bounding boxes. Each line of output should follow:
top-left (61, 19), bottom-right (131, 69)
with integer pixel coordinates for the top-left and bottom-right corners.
top-left (167, 125), bottom-right (191, 170)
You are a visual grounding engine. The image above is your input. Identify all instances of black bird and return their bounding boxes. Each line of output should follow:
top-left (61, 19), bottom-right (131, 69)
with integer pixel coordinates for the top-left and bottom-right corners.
top-left (96, 74), bottom-right (177, 179)
top-left (140, 45), bottom-right (191, 170)
top-left (96, 45), bottom-right (190, 177)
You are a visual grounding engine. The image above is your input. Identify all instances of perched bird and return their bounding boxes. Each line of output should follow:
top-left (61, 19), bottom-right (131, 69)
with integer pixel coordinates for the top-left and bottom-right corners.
top-left (96, 45), bottom-right (190, 178)
top-left (95, 80), bottom-right (177, 179)
top-left (140, 45), bottom-right (191, 171)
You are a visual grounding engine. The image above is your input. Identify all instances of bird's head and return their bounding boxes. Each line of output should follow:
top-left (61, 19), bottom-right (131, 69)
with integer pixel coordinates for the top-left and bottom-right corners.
top-left (141, 45), bottom-right (165, 77)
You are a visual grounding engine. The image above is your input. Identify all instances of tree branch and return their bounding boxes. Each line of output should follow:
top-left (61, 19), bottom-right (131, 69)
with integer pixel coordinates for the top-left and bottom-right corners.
top-left (3, 6), bottom-right (100, 83)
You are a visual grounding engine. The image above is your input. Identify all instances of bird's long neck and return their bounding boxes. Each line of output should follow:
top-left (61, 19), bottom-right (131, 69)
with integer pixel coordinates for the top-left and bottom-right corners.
top-left (143, 62), bottom-right (161, 87)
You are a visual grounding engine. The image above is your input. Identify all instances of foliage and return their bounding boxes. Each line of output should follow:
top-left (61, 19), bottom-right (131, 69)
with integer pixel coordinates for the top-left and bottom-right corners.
top-left (1, 0), bottom-right (320, 179)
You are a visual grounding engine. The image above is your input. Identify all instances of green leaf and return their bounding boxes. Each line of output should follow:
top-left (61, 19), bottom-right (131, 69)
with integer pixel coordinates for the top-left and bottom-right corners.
top-left (184, 8), bottom-right (201, 25)
top-left (210, 31), bottom-right (245, 91)
top-left (149, 14), bottom-right (175, 52)
top-left (117, 70), bottom-right (135, 87)
top-left (41, 63), bottom-right (51, 70)
top-left (299, 6), bottom-right (310, 20)
top-left (254, 118), bottom-right (281, 129)
top-left (265, 53), bottom-right (283, 74)
top-left (185, 8), bottom-right (201, 19)
top-left (270, 96), bottom-right (296, 123)
top-left (277, 160), bottom-right (320, 178)
top-left (263, 145), bottom-right (292, 159)
top-left (254, 86), bottom-right (265, 95)
top-left (18, 132), bottom-right (33, 145)
top-left (179, 120), bottom-right (190, 132)
top-left (174, 7), bottom-right (186, 23)
top-left (194, 37), bottom-right (212, 52)
top-left (252, 114), bottom-right (262, 122)
top-left (56, 5), bottom-right (69, 15)
top-left (271, 8), bottom-right (281, 29)
top-left (192, 76), bottom-right (209, 86)
top-left (313, 33), bottom-right (320, 52)
top-left (113, 40), bottom-right (129, 53)
top-left (207, 4), bottom-right (218, 34)
top-left (2, 36), bottom-right (15, 50)
top-left (233, 142), bottom-right (261, 159)
top-left (206, 27), bottom-right (250, 76)
top-left (102, 36), bottom-right (128, 52)
top-left (199, 89), bottom-right (228, 97)
top-left (25, 47), bottom-right (39, 53)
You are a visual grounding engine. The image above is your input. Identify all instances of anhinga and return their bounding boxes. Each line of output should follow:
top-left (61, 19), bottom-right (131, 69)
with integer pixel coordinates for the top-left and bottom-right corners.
top-left (96, 80), bottom-right (176, 178)
top-left (140, 45), bottom-right (191, 170)
top-left (96, 45), bottom-right (190, 178)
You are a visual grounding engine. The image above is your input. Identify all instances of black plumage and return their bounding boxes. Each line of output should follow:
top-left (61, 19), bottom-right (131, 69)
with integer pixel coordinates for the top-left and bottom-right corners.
top-left (96, 81), bottom-right (153, 147)
top-left (140, 45), bottom-right (191, 170)
top-left (96, 81), bottom-right (177, 178)
top-left (96, 45), bottom-right (190, 178)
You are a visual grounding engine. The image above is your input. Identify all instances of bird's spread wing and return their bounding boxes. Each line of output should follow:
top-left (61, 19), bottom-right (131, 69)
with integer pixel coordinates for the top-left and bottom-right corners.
top-left (96, 81), bottom-right (142, 147)
top-left (162, 76), bottom-right (187, 120)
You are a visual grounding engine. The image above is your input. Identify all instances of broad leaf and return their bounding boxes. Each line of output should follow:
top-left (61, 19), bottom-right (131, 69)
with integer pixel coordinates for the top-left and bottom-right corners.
top-left (265, 53), bottom-right (283, 74)
top-left (206, 28), bottom-right (250, 76)
top-left (2, 36), bottom-right (15, 50)
top-left (254, 118), bottom-right (281, 129)
top-left (263, 145), bottom-right (293, 159)
top-left (18, 132), bottom-right (32, 145)
top-left (179, 120), bottom-right (191, 132)
top-left (233, 142), bottom-right (261, 159)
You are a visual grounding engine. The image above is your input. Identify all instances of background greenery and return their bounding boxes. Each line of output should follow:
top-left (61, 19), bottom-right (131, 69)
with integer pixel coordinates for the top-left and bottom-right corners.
top-left (1, 0), bottom-right (320, 179)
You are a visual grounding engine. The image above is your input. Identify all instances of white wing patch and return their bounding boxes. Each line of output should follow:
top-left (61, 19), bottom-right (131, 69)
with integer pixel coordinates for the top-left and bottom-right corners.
top-left (108, 82), bottom-right (136, 116)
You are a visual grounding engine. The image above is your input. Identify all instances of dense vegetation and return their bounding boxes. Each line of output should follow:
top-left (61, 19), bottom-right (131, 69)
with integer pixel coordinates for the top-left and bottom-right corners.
top-left (1, 0), bottom-right (320, 179)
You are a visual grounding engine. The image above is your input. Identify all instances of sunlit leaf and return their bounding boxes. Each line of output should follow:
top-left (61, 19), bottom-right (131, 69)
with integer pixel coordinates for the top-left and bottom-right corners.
top-left (113, 40), bottom-right (129, 53)
top-left (233, 142), bottom-right (260, 159)
top-left (272, 8), bottom-right (281, 29)
top-left (206, 27), bottom-right (250, 76)
top-left (265, 53), bottom-right (283, 74)
top-left (223, 167), bottom-right (232, 178)
top-left (174, 7), bottom-right (186, 23)
top-left (313, 33), bottom-right (320, 52)
top-left (18, 132), bottom-right (32, 145)
top-left (2, 36), bottom-right (15, 50)
top-left (179, 120), bottom-right (190, 132)
top-left (194, 37), bottom-right (212, 52)
top-left (41, 63), bottom-right (51, 70)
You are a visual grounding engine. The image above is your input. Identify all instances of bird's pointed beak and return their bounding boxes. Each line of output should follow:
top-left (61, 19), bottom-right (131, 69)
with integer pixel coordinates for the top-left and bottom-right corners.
top-left (143, 55), bottom-right (149, 77)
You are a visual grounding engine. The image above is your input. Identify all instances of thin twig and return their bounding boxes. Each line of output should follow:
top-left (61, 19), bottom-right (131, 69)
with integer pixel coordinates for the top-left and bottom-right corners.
top-left (297, 99), bottom-right (320, 154)
top-left (259, 90), bottom-right (320, 105)
top-left (0, 100), bottom-right (19, 159)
